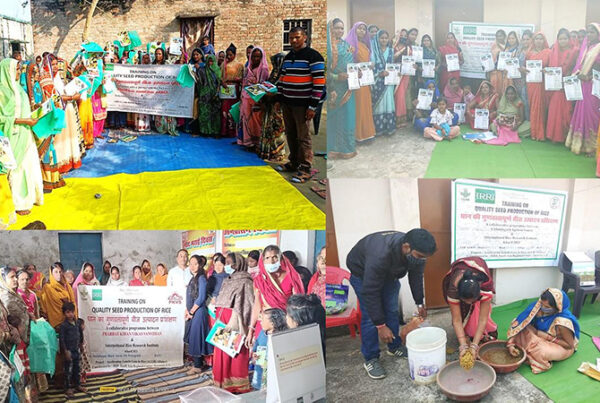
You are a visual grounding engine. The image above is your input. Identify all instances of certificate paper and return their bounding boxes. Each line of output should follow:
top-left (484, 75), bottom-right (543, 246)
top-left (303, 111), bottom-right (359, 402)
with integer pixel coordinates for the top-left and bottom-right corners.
top-left (358, 62), bottom-right (375, 86)
top-left (544, 67), bottom-right (563, 91)
top-left (454, 103), bottom-right (466, 124)
top-left (412, 46), bottom-right (423, 63)
top-left (384, 64), bottom-right (401, 86)
top-left (497, 51), bottom-right (511, 71)
top-left (505, 58), bottom-right (521, 79)
top-left (446, 53), bottom-right (460, 72)
top-left (347, 63), bottom-right (360, 90)
top-left (422, 59), bottom-right (436, 78)
top-left (401, 55), bottom-right (416, 76)
top-left (474, 108), bottom-right (490, 130)
top-left (592, 69), bottom-right (600, 99)
top-left (416, 89), bottom-right (434, 110)
top-left (563, 75), bottom-right (583, 101)
top-left (481, 53), bottom-right (494, 73)
top-left (526, 60), bottom-right (543, 83)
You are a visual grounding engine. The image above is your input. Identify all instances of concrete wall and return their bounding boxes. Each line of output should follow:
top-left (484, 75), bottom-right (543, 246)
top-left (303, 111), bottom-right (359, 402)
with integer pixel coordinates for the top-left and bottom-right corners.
top-left (1, 0), bottom-right (32, 23)
top-left (31, 0), bottom-right (326, 63)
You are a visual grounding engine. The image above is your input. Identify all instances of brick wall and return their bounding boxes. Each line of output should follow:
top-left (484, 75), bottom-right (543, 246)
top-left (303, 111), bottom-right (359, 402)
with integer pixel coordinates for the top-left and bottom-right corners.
top-left (31, 0), bottom-right (326, 63)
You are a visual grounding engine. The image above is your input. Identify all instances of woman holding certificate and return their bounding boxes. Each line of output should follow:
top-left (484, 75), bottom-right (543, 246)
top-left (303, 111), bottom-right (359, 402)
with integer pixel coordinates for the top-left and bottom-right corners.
top-left (439, 32), bottom-right (463, 92)
top-left (393, 28), bottom-right (418, 128)
top-left (327, 18), bottom-right (357, 159)
top-left (566, 23), bottom-right (600, 156)
top-left (466, 81), bottom-right (498, 130)
top-left (371, 29), bottom-right (396, 136)
top-left (489, 30), bottom-right (512, 98)
top-left (546, 29), bottom-right (578, 143)
top-left (525, 32), bottom-right (551, 141)
top-left (345, 22), bottom-right (376, 141)
top-left (220, 44), bottom-right (244, 138)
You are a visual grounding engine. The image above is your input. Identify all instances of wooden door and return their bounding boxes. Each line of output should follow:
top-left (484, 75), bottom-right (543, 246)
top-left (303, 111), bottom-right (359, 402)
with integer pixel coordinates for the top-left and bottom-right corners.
top-left (418, 179), bottom-right (452, 308)
top-left (326, 181), bottom-right (340, 267)
top-left (350, 0), bottom-right (396, 37)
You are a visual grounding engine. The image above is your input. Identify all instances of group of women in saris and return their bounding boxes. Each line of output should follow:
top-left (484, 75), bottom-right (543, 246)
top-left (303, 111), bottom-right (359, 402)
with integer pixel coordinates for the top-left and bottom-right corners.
top-left (442, 257), bottom-right (579, 375)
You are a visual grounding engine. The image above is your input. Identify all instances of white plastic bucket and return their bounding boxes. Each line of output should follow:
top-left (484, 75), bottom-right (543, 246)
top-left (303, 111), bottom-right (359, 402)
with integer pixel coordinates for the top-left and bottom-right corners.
top-left (406, 327), bottom-right (447, 384)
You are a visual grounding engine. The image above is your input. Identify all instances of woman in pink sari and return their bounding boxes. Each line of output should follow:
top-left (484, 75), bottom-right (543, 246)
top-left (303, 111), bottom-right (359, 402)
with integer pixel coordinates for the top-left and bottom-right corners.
top-left (239, 47), bottom-right (270, 150)
top-left (443, 77), bottom-right (464, 110)
top-left (526, 32), bottom-right (551, 141)
top-left (345, 22), bottom-right (376, 140)
top-left (393, 28), bottom-right (419, 128)
top-left (566, 23), bottom-right (600, 156)
top-left (546, 29), bottom-right (578, 143)
top-left (72, 262), bottom-right (99, 306)
top-left (466, 81), bottom-right (499, 130)
top-left (245, 245), bottom-right (304, 346)
top-left (443, 257), bottom-right (497, 361)
top-left (91, 87), bottom-right (107, 139)
top-left (439, 32), bottom-right (463, 92)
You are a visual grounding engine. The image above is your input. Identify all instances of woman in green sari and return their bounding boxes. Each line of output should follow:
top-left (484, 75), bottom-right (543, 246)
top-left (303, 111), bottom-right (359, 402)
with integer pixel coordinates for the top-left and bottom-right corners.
top-left (0, 58), bottom-right (44, 215)
top-left (327, 18), bottom-right (357, 159)
top-left (487, 85), bottom-right (531, 145)
top-left (196, 54), bottom-right (221, 137)
top-left (259, 52), bottom-right (287, 161)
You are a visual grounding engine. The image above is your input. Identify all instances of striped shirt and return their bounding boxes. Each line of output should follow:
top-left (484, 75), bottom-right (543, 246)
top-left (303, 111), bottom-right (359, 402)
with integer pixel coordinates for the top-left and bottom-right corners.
top-left (278, 46), bottom-right (325, 109)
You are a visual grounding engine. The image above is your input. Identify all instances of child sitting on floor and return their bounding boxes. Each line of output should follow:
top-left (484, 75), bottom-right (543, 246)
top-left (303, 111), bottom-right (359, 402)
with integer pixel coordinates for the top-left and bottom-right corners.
top-left (423, 97), bottom-right (461, 141)
top-left (252, 308), bottom-right (288, 390)
top-left (59, 302), bottom-right (87, 398)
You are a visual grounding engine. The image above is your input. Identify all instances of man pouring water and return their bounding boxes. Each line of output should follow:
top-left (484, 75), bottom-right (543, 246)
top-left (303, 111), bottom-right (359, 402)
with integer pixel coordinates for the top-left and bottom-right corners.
top-left (347, 229), bottom-right (437, 380)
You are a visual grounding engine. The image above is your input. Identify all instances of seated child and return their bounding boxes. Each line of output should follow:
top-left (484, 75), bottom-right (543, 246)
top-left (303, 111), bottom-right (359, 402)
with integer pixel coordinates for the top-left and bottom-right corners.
top-left (59, 302), bottom-right (87, 398)
top-left (423, 97), bottom-right (461, 141)
top-left (252, 308), bottom-right (288, 390)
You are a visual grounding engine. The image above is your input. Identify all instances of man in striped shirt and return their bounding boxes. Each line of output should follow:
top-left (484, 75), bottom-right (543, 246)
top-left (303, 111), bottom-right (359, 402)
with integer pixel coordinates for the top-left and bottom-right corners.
top-left (276, 27), bottom-right (325, 181)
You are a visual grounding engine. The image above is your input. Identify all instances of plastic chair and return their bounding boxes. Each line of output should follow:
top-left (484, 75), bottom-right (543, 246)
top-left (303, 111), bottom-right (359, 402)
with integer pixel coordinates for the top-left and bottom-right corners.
top-left (326, 266), bottom-right (361, 337)
top-left (558, 251), bottom-right (600, 318)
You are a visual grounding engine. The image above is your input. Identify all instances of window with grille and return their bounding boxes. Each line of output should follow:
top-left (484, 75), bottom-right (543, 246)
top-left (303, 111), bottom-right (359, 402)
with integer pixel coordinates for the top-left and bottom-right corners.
top-left (283, 19), bottom-right (312, 51)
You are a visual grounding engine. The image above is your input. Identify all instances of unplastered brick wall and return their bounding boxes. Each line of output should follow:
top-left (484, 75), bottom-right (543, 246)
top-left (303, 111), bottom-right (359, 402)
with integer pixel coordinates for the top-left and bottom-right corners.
top-left (31, 0), bottom-right (326, 63)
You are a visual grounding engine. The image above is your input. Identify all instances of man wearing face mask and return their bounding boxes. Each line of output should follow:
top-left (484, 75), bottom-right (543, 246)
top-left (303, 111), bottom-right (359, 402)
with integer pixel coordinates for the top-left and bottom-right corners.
top-left (346, 229), bottom-right (437, 379)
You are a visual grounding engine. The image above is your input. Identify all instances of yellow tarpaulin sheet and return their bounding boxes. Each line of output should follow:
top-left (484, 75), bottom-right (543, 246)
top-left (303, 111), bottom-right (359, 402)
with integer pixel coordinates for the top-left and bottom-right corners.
top-left (2, 166), bottom-right (325, 230)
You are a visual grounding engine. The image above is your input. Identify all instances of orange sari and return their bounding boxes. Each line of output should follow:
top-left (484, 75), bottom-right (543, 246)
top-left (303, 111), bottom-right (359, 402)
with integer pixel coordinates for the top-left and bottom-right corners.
top-left (354, 42), bottom-right (376, 141)
top-left (526, 33), bottom-right (551, 141)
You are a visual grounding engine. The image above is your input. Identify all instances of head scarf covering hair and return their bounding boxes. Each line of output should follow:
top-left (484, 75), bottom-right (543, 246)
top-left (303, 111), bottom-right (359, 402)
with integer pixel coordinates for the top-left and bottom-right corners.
top-left (253, 253), bottom-right (305, 310)
top-left (526, 31), bottom-right (550, 56)
top-left (344, 21), bottom-right (371, 61)
top-left (107, 267), bottom-right (126, 286)
top-left (203, 54), bottom-right (221, 79)
top-left (474, 80), bottom-right (497, 102)
top-left (245, 46), bottom-right (270, 81)
top-left (0, 58), bottom-right (33, 168)
top-left (550, 29), bottom-right (578, 74)
top-left (269, 52), bottom-right (286, 83)
top-left (573, 24), bottom-right (600, 76)
top-left (0, 266), bottom-right (30, 343)
top-left (423, 79), bottom-right (440, 99)
top-left (508, 288), bottom-right (580, 346)
top-left (370, 29), bottom-right (390, 65)
top-left (72, 262), bottom-right (98, 304)
top-left (497, 85), bottom-right (523, 114)
top-left (443, 78), bottom-right (464, 108)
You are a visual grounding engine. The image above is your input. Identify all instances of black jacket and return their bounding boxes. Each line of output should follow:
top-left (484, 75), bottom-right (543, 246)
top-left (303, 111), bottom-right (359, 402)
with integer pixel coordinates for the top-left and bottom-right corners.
top-left (346, 231), bottom-right (425, 326)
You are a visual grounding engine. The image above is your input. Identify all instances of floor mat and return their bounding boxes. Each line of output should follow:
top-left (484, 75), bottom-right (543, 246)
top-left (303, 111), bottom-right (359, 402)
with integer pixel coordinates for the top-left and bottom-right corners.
top-left (8, 166), bottom-right (325, 230)
top-left (492, 297), bottom-right (600, 403)
top-left (425, 126), bottom-right (597, 178)
top-left (39, 371), bottom-right (141, 402)
top-left (122, 366), bottom-right (212, 403)
top-left (65, 133), bottom-right (265, 178)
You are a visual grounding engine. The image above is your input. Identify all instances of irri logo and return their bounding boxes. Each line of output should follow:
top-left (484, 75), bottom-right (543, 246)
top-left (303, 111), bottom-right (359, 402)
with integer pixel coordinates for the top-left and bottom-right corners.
top-left (475, 189), bottom-right (496, 204)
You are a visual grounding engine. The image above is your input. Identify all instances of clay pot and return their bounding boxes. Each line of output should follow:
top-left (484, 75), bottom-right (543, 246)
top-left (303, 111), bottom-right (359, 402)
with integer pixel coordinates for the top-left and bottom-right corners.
top-left (477, 340), bottom-right (527, 374)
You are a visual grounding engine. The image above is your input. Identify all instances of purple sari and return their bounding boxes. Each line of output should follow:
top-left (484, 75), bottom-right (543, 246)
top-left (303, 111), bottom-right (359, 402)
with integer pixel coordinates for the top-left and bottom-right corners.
top-left (566, 34), bottom-right (600, 154)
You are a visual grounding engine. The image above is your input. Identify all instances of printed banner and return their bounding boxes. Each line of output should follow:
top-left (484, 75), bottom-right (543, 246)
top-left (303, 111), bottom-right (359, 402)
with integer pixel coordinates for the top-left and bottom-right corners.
top-left (182, 230), bottom-right (217, 257)
top-left (78, 285), bottom-right (186, 369)
top-left (449, 22), bottom-right (535, 79)
top-left (451, 179), bottom-right (567, 267)
top-left (222, 230), bottom-right (280, 255)
top-left (106, 64), bottom-right (194, 117)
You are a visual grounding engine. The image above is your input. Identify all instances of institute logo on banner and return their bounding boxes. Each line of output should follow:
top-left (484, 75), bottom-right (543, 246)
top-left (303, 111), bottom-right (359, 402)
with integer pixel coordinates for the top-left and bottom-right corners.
top-left (475, 189), bottom-right (496, 204)
top-left (92, 289), bottom-right (103, 301)
top-left (460, 189), bottom-right (471, 202)
top-left (550, 197), bottom-right (561, 209)
top-left (168, 293), bottom-right (183, 304)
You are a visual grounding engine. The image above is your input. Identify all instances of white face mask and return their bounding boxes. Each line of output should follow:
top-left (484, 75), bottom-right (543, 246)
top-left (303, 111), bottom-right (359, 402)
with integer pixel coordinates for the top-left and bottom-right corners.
top-left (264, 261), bottom-right (281, 273)
top-left (224, 265), bottom-right (234, 275)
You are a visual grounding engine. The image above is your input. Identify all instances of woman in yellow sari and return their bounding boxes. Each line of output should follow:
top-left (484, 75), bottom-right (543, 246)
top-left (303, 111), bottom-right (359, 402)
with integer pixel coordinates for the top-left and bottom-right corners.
top-left (40, 262), bottom-right (77, 328)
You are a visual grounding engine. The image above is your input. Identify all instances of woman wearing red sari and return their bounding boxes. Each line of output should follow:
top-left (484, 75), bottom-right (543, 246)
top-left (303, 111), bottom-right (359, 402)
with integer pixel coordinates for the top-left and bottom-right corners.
top-left (439, 32), bottom-right (463, 92)
top-left (246, 245), bottom-right (304, 346)
top-left (393, 28), bottom-right (419, 128)
top-left (546, 29), bottom-right (578, 143)
top-left (466, 81), bottom-right (499, 130)
top-left (489, 30), bottom-right (512, 98)
top-left (526, 32), bottom-right (551, 141)
top-left (239, 47), bottom-right (270, 150)
top-left (213, 252), bottom-right (254, 393)
top-left (344, 22), bottom-right (376, 140)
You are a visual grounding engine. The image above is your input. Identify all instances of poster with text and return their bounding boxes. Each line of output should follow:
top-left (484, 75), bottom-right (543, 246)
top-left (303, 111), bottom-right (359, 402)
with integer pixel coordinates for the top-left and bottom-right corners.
top-left (106, 64), bottom-right (194, 117)
top-left (451, 179), bottom-right (567, 267)
top-left (221, 230), bottom-right (280, 256)
top-left (182, 230), bottom-right (217, 257)
top-left (78, 285), bottom-right (186, 370)
top-left (450, 22), bottom-right (535, 79)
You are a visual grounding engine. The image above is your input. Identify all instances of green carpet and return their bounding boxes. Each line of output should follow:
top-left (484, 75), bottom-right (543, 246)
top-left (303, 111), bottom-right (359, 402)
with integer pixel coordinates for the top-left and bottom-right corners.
top-left (491, 297), bottom-right (600, 403)
top-left (425, 125), bottom-right (597, 178)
